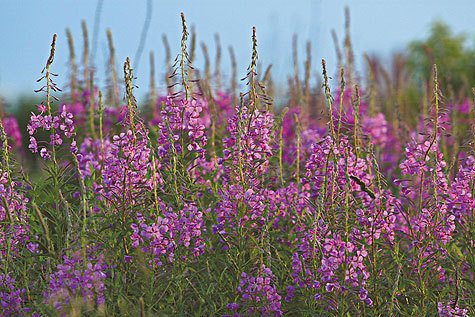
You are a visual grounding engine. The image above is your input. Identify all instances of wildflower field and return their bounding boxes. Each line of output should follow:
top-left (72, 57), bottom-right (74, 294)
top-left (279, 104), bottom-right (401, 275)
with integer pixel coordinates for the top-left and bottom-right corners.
top-left (1, 11), bottom-right (474, 316)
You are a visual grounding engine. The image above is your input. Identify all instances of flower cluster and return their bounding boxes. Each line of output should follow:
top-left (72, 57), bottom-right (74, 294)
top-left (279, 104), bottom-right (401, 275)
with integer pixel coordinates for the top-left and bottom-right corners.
top-left (290, 221), bottom-right (372, 310)
top-left (0, 168), bottom-right (33, 259)
top-left (130, 202), bottom-right (205, 265)
top-left (361, 113), bottom-right (392, 148)
top-left (0, 273), bottom-right (29, 316)
top-left (305, 136), bottom-right (398, 241)
top-left (156, 96), bottom-right (209, 158)
top-left (98, 128), bottom-right (156, 207)
top-left (227, 265), bottom-right (282, 316)
top-left (438, 300), bottom-right (468, 317)
top-left (447, 156), bottom-right (475, 219)
top-left (211, 104), bottom-right (276, 242)
top-left (222, 104), bottom-right (274, 178)
top-left (2, 25), bottom-right (475, 316)
top-left (1, 116), bottom-right (22, 150)
top-left (77, 137), bottom-right (113, 178)
top-left (45, 248), bottom-right (110, 312)
top-left (28, 105), bottom-right (77, 159)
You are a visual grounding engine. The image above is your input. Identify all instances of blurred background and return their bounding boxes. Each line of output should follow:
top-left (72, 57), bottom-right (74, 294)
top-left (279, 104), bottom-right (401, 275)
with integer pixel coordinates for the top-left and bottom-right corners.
top-left (0, 0), bottom-right (473, 104)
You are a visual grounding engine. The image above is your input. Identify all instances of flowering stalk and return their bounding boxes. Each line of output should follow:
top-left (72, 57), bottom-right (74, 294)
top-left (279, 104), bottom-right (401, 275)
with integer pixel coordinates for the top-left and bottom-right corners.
top-left (180, 12), bottom-right (190, 101)
top-left (322, 59), bottom-right (335, 140)
top-left (318, 67), bottom-right (338, 218)
top-left (246, 27), bottom-right (259, 133)
top-left (201, 42), bottom-right (211, 84)
top-left (73, 154), bottom-right (88, 242)
top-left (0, 120), bottom-right (14, 274)
top-left (82, 21), bottom-right (90, 84)
top-left (352, 85), bottom-right (361, 161)
top-left (89, 72), bottom-right (97, 139)
top-left (303, 41), bottom-right (311, 128)
top-left (45, 34), bottom-right (59, 166)
top-left (66, 28), bottom-right (78, 102)
top-left (293, 34), bottom-right (302, 110)
top-left (418, 64), bottom-right (439, 214)
top-left (279, 108), bottom-right (289, 187)
top-left (344, 7), bottom-right (354, 84)
top-left (237, 93), bottom-right (246, 190)
top-left (179, 14), bottom-right (190, 163)
top-left (248, 27), bottom-right (258, 114)
top-left (162, 35), bottom-right (173, 95)
top-left (124, 57), bottom-right (137, 140)
top-left (149, 51), bottom-right (157, 112)
top-left (229, 46), bottom-right (238, 105)
top-left (336, 68), bottom-right (345, 143)
top-left (98, 91), bottom-right (105, 163)
top-left (188, 26), bottom-right (196, 83)
top-left (294, 114), bottom-right (301, 185)
top-left (214, 33), bottom-right (222, 91)
top-left (106, 29), bottom-right (120, 107)
top-left (0, 120), bottom-right (12, 190)
top-left (364, 54), bottom-right (377, 117)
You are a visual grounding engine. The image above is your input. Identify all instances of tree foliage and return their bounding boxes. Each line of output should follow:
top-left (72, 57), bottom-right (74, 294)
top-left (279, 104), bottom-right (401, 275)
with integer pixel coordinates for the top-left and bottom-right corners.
top-left (407, 20), bottom-right (474, 92)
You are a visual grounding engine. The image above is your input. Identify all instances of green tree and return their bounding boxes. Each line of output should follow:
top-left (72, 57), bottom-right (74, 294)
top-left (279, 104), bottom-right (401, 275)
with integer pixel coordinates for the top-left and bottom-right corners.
top-left (407, 20), bottom-right (474, 93)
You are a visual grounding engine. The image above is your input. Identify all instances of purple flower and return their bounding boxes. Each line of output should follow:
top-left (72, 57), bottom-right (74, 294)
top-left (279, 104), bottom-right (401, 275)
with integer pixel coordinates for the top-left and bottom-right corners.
top-left (37, 104), bottom-right (47, 113)
top-left (231, 265), bottom-right (282, 316)
top-left (227, 303), bottom-right (239, 310)
top-left (45, 247), bottom-right (110, 312)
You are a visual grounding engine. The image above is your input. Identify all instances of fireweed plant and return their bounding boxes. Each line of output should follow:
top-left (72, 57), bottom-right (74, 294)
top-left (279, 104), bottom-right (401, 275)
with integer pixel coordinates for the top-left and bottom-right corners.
top-left (0, 12), bottom-right (474, 316)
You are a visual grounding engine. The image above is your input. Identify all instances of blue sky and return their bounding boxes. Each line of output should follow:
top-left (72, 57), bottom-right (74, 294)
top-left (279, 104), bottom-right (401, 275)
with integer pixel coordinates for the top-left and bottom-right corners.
top-left (0, 0), bottom-right (473, 102)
